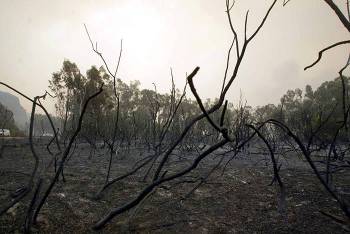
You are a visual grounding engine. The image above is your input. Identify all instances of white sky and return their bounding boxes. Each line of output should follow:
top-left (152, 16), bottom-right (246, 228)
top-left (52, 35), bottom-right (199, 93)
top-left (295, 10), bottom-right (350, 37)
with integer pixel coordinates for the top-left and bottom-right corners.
top-left (0, 0), bottom-right (349, 113)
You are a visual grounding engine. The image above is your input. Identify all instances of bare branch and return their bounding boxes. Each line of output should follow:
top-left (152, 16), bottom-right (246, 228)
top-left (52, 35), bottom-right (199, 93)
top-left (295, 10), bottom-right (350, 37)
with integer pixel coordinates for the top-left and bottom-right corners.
top-left (225, 0), bottom-right (240, 57)
top-left (324, 0), bottom-right (350, 32)
top-left (187, 68), bottom-right (222, 133)
top-left (93, 139), bottom-right (229, 230)
top-left (32, 85), bottom-right (104, 223)
top-left (221, 39), bottom-right (235, 95)
top-left (84, 24), bottom-right (123, 97)
top-left (247, 0), bottom-right (278, 43)
top-left (244, 10), bottom-right (249, 42)
top-left (283, 0), bottom-right (291, 7)
top-left (220, 100), bottom-right (228, 127)
top-left (347, 0), bottom-right (350, 21)
top-left (304, 40), bottom-right (350, 70)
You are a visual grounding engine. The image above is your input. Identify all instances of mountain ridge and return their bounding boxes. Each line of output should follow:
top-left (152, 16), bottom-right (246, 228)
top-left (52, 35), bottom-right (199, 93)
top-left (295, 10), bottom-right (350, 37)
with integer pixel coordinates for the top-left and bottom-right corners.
top-left (0, 90), bottom-right (28, 129)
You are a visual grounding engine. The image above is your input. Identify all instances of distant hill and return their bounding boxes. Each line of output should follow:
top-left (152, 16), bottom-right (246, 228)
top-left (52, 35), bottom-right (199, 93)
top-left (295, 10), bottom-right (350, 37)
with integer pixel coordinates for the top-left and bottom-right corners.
top-left (0, 91), bottom-right (28, 129)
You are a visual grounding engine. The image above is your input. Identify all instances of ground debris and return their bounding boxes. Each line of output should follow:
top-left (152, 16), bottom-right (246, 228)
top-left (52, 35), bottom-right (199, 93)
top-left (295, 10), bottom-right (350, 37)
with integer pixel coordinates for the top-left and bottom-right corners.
top-left (6, 203), bottom-right (20, 217)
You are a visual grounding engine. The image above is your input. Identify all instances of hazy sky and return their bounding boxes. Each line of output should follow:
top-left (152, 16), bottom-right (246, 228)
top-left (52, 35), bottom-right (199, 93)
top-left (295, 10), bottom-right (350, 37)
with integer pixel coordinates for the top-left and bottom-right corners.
top-left (0, 0), bottom-right (349, 113)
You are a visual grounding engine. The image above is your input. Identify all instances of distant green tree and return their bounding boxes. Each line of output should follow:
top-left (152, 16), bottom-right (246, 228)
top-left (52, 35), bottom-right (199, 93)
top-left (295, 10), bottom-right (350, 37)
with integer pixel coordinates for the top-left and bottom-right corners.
top-left (49, 60), bottom-right (87, 138)
top-left (259, 76), bottom-right (350, 143)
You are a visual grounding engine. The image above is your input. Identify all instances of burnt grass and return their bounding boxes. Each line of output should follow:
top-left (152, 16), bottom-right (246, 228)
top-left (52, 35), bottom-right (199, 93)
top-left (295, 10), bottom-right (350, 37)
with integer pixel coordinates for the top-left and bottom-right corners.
top-left (0, 138), bottom-right (349, 233)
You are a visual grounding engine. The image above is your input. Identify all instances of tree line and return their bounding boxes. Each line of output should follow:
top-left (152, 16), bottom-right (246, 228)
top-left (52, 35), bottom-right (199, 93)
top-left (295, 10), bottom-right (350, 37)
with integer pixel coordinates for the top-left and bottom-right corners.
top-left (45, 59), bottom-right (350, 149)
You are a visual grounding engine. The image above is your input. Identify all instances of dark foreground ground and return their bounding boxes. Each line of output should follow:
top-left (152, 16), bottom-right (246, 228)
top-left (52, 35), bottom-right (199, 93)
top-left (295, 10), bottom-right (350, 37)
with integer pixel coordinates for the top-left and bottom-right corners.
top-left (0, 139), bottom-right (349, 233)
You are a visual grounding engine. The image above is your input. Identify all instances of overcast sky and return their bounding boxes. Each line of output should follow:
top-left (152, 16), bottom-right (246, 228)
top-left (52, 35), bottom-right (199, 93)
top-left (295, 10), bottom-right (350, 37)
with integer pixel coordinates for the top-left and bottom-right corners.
top-left (0, 0), bottom-right (349, 113)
